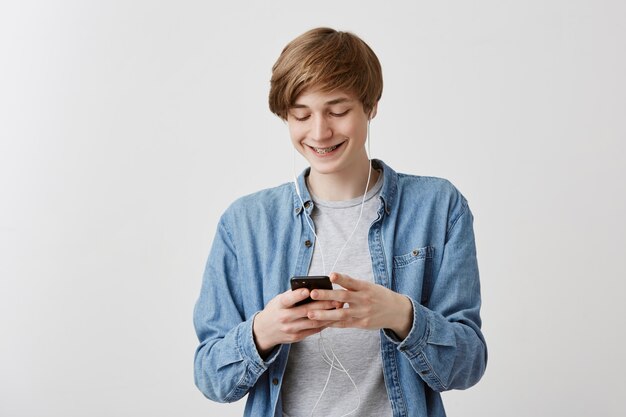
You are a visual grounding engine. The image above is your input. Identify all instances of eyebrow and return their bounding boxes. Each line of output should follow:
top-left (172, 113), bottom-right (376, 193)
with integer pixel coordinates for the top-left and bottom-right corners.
top-left (290, 97), bottom-right (354, 109)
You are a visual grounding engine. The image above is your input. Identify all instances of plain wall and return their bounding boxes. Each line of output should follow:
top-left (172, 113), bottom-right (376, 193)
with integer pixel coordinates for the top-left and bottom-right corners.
top-left (1, 1), bottom-right (625, 416)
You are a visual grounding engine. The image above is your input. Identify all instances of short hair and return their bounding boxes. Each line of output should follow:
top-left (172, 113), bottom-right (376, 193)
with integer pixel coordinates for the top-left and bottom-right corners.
top-left (269, 27), bottom-right (383, 120)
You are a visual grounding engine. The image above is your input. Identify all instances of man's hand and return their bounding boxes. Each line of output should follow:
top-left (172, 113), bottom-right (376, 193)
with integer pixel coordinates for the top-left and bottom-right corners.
top-left (307, 272), bottom-right (414, 339)
top-left (252, 288), bottom-right (341, 358)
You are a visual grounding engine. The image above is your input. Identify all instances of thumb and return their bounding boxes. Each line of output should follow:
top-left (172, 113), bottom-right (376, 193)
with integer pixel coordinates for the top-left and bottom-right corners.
top-left (280, 288), bottom-right (310, 307)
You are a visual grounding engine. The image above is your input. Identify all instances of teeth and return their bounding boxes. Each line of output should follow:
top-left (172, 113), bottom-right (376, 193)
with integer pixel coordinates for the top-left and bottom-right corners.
top-left (313, 144), bottom-right (339, 154)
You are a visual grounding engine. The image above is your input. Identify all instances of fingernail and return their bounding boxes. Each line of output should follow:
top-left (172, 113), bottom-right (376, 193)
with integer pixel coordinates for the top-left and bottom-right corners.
top-left (301, 289), bottom-right (308, 296)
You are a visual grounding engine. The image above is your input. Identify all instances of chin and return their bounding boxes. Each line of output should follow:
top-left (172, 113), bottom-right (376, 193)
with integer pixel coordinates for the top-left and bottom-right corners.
top-left (307, 159), bottom-right (348, 176)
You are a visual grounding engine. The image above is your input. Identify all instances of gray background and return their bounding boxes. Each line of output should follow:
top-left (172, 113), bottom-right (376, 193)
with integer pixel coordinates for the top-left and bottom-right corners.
top-left (1, 1), bottom-right (625, 416)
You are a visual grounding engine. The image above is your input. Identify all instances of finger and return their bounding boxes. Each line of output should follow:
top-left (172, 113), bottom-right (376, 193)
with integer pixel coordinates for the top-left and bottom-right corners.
top-left (289, 301), bottom-right (336, 318)
top-left (289, 317), bottom-right (335, 332)
top-left (330, 272), bottom-right (366, 291)
top-left (303, 300), bottom-right (338, 311)
top-left (280, 288), bottom-right (310, 308)
top-left (310, 288), bottom-right (350, 303)
top-left (307, 307), bottom-right (352, 322)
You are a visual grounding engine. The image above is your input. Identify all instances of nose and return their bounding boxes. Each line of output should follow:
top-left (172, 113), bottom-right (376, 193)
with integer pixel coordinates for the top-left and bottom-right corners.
top-left (311, 115), bottom-right (333, 142)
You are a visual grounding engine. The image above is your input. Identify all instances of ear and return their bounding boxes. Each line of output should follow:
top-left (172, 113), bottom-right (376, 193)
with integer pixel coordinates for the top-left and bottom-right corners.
top-left (368, 102), bottom-right (378, 120)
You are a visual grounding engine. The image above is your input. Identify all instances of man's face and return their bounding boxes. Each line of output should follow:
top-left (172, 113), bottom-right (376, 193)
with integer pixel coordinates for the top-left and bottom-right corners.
top-left (287, 89), bottom-right (375, 177)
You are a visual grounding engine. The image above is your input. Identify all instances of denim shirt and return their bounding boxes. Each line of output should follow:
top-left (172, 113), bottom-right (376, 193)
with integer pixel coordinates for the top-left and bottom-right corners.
top-left (193, 160), bottom-right (487, 417)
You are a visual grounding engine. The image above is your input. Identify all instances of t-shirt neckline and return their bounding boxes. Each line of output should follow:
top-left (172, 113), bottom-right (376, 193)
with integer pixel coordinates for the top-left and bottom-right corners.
top-left (310, 170), bottom-right (384, 209)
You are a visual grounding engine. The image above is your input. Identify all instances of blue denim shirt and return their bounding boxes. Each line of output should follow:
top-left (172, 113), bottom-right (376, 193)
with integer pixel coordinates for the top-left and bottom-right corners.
top-left (194, 159), bottom-right (487, 416)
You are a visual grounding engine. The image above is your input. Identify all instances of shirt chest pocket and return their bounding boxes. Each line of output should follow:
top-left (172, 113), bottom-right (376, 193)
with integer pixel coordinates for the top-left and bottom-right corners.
top-left (392, 245), bottom-right (434, 306)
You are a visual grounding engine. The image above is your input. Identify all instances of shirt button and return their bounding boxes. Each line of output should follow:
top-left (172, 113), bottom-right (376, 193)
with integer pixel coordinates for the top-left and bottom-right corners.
top-left (304, 240), bottom-right (312, 248)
top-left (412, 249), bottom-right (420, 256)
top-left (272, 377), bottom-right (279, 385)
top-left (295, 207), bottom-right (302, 214)
top-left (304, 201), bottom-right (311, 209)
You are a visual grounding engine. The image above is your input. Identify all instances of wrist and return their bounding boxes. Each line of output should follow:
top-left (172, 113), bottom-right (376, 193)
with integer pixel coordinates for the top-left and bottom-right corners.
top-left (390, 294), bottom-right (413, 340)
top-left (252, 311), bottom-right (274, 359)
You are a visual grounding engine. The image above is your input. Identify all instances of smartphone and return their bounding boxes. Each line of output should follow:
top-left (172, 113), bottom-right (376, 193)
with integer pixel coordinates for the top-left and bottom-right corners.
top-left (290, 275), bottom-right (333, 306)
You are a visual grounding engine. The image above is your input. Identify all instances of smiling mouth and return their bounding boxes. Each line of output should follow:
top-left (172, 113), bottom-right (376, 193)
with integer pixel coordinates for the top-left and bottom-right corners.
top-left (309, 141), bottom-right (344, 155)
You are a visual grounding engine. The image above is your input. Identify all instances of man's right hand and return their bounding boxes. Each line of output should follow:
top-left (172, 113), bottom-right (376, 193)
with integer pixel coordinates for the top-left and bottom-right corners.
top-left (252, 288), bottom-right (341, 358)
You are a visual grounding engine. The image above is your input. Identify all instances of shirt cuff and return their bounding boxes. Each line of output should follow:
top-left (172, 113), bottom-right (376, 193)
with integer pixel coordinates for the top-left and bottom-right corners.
top-left (238, 311), bottom-right (282, 374)
top-left (382, 296), bottom-right (430, 356)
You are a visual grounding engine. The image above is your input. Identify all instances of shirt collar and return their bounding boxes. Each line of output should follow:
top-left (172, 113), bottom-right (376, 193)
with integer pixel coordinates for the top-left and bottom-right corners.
top-left (292, 159), bottom-right (397, 217)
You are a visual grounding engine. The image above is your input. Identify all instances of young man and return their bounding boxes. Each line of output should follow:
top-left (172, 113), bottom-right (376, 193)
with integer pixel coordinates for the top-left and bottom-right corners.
top-left (194, 27), bottom-right (487, 417)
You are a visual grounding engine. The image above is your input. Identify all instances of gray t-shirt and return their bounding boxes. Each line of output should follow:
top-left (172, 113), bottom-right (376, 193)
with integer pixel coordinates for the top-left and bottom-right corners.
top-left (281, 172), bottom-right (392, 417)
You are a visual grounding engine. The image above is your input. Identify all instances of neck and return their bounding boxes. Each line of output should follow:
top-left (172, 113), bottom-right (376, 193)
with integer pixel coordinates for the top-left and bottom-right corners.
top-left (307, 158), bottom-right (379, 201)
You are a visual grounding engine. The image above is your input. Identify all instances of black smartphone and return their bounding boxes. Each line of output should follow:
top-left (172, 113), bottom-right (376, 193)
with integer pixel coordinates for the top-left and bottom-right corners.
top-left (290, 275), bottom-right (333, 306)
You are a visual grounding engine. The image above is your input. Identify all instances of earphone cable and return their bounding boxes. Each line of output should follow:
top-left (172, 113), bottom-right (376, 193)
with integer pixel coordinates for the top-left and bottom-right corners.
top-left (292, 120), bottom-right (373, 416)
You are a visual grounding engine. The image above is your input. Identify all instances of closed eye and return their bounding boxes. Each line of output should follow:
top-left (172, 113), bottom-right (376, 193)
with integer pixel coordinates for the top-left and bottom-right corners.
top-left (290, 109), bottom-right (349, 121)
top-left (330, 110), bottom-right (350, 117)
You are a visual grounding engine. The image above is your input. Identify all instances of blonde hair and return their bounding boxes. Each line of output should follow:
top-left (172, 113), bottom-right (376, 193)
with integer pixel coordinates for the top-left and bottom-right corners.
top-left (269, 27), bottom-right (383, 120)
